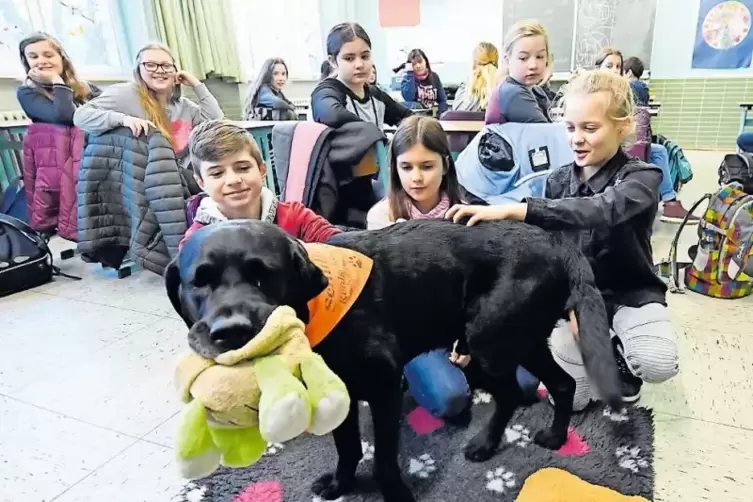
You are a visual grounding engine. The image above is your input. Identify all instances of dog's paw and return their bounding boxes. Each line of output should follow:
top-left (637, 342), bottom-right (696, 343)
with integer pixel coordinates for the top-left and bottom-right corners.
top-left (311, 472), bottom-right (355, 500)
top-left (464, 432), bottom-right (499, 462)
top-left (533, 428), bottom-right (567, 450)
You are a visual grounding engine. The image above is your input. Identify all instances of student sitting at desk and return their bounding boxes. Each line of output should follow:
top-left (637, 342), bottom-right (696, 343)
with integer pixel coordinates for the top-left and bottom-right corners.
top-left (311, 23), bottom-right (411, 130)
top-left (73, 43), bottom-right (223, 153)
top-left (624, 56), bottom-right (650, 106)
top-left (243, 57), bottom-right (298, 121)
top-left (399, 49), bottom-right (448, 116)
top-left (452, 42), bottom-right (499, 113)
top-left (485, 20), bottom-right (552, 125)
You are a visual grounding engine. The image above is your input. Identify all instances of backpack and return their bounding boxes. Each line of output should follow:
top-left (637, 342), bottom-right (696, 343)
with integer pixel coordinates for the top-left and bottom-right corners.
top-left (0, 213), bottom-right (79, 297)
top-left (665, 183), bottom-right (753, 299)
top-left (718, 152), bottom-right (753, 192)
top-left (654, 134), bottom-right (694, 191)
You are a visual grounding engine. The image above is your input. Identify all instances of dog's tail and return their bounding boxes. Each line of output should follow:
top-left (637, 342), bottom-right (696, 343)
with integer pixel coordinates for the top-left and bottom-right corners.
top-left (561, 247), bottom-right (623, 412)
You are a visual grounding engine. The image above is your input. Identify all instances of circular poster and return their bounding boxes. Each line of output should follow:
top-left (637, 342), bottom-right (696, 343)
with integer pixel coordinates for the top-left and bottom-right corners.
top-left (702, 1), bottom-right (752, 49)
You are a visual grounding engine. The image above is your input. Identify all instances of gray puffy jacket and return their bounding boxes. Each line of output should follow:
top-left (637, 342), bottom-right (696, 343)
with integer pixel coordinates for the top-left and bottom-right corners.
top-left (77, 128), bottom-right (188, 275)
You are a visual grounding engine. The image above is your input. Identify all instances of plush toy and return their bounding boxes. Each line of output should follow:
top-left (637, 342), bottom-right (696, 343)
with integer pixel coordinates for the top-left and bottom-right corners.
top-left (173, 305), bottom-right (350, 480)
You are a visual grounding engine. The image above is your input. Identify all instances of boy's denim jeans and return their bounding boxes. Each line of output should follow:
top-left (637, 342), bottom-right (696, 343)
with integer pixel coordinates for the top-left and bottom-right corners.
top-left (403, 349), bottom-right (540, 418)
top-left (649, 143), bottom-right (676, 202)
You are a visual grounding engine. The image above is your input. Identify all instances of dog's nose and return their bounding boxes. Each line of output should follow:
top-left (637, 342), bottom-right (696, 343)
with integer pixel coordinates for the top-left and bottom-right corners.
top-left (209, 314), bottom-right (253, 343)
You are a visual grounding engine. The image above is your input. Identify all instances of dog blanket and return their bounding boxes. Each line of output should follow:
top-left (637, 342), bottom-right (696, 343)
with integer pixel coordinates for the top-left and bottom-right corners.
top-left (302, 243), bottom-right (373, 347)
top-left (516, 468), bottom-right (650, 502)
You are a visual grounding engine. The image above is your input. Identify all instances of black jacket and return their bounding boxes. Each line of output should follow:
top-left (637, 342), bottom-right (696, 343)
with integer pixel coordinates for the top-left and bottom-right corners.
top-left (311, 78), bottom-right (411, 129)
top-left (525, 149), bottom-right (667, 313)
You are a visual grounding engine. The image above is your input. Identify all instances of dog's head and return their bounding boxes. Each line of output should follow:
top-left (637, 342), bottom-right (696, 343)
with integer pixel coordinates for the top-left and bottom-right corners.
top-left (165, 220), bottom-right (328, 358)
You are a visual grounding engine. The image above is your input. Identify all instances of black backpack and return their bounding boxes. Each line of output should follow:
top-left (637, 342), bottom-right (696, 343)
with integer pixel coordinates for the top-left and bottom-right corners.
top-left (0, 214), bottom-right (79, 297)
top-left (719, 153), bottom-right (753, 193)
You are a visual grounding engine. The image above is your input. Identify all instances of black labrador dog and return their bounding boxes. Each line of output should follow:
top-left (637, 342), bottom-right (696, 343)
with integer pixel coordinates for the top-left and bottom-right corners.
top-left (165, 219), bottom-right (622, 502)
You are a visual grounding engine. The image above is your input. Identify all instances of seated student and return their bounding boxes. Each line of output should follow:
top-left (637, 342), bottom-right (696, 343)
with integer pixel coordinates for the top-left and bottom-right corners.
top-left (452, 42), bottom-right (499, 112)
top-left (596, 48), bottom-right (697, 222)
top-left (181, 120), bottom-right (341, 248)
top-left (368, 115), bottom-right (539, 419)
top-left (311, 23), bottom-right (411, 130)
top-left (623, 56), bottom-right (649, 106)
top-left (74, 43), bottom-right (223, 152)
top-left (400, 49), bottom-right (448, 116)
top-left (243, 57), bottom-right (297, 121)
top-left (448, 70), bottom-right (679, 407)
top-left (320, 59), bottom-right (335, 80)
top-left (485, 20), bottom-right (552, 124)
top-left (17, 32), bottom-right (100, 124)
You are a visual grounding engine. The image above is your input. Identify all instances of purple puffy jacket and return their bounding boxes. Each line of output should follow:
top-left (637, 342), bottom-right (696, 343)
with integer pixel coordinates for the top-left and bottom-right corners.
top-left (22, 123), bottom-right (84, 240)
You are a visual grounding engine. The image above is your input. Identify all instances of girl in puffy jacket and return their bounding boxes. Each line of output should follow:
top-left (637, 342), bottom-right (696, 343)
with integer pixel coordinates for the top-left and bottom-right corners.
top-left (16, 33), bottom-right (97, 239)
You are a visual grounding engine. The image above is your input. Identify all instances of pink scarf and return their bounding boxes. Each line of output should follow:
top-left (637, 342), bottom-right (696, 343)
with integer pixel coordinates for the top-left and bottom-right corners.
top-left (408, 192), bottom-right (451, 220)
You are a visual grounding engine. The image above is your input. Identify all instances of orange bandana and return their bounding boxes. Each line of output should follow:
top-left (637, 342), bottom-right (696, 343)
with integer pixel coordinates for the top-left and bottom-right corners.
top-left (302, 243), bottom-right (373, 347)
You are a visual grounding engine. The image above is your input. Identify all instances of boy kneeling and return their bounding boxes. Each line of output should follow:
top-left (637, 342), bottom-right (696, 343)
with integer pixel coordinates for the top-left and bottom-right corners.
top-left (181, 120), bottom-right (340, 248)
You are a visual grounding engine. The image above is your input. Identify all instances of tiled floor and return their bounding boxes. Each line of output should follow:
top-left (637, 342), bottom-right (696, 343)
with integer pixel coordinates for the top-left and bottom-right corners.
top-left (1, 151), bottom-right (752, 501)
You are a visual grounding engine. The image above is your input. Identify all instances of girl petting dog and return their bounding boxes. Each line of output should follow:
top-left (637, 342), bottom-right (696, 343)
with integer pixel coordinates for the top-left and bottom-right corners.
top-left (368, 115), bottom-right (539, 420)
top-left (448, 70), bottom-right (679, 408)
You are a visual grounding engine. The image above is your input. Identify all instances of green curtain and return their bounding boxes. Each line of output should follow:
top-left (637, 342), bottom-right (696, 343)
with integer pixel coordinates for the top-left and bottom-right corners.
top-left (150, 0), bottom-right (241, 82)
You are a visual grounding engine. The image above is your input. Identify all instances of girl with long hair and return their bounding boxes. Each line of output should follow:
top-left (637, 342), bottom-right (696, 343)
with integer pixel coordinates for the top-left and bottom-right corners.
top-left (452, 42), bottom-right (499, 112)
top-left (449, 70), bottom-right (679, 407)
top-left (17, 32), bottom-right (99, 123)
top-left (400, 48), bottom-right (448, 116)
top-left (74, 43), bottom-right (223, 151)
top-left (243, 57), bottom-right (297, 121)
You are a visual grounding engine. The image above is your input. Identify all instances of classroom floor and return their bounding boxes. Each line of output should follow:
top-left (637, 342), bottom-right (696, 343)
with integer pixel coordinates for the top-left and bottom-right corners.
top-left (1, 151), bottom-right (752, 502)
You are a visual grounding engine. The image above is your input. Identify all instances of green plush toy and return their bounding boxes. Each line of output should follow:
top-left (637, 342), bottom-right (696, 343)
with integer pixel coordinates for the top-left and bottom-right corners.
top-left (173, 305), bottom-right (350, 479)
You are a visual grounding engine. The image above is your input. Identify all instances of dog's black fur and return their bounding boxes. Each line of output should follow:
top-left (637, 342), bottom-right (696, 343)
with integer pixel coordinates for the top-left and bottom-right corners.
top-left (166, 219), bottom-right (622, 502)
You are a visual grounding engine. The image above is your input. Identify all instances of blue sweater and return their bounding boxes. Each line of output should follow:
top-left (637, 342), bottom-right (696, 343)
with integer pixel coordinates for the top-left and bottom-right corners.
top-left (401, 71), bottom-right (448, 115)
top-left (17, 82), bottom-right (100, 125)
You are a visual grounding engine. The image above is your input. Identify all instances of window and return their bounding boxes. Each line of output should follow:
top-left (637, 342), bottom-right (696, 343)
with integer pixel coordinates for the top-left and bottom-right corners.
top-left (0, 0), bottom-right (135, 79)
top-left (229, 0), bottom-right (324, 82)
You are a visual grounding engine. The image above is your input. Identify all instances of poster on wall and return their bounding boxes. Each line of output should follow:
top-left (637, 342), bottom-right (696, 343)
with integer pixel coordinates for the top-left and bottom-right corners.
top-left (692, 0), bottom-right (753, 69)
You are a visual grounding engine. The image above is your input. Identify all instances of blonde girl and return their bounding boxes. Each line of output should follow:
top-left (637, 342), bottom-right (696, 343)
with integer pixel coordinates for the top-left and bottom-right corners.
top-left (485, 20), bottom-right (552, 124)
top-left (74, 43), bottom-right (223, 151)
top-left (449, 70), bottom-right (679, 408)
top-left (452, 42), bottom-right (499, 112)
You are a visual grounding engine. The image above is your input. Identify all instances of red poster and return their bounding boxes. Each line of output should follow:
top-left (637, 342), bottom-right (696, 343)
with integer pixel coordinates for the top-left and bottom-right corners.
top-left (379, 0), bottom-right (420, 27)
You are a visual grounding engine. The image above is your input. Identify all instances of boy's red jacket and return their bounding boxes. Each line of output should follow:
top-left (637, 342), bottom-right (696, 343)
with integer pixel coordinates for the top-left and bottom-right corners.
top-left (179, 200), bottom-right (341, 250)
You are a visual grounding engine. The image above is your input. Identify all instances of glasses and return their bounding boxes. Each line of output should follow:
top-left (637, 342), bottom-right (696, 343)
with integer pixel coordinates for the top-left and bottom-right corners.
top-left (140, 62), bottom-right (176, 73)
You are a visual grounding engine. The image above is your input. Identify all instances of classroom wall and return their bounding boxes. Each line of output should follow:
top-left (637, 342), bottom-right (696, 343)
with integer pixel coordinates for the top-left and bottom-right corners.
top-left (650, 0), bottom-right (753, 150)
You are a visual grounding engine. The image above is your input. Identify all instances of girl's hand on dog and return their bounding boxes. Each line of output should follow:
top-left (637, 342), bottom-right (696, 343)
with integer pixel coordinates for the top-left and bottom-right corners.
top-left (450, 340), bottom-right (471, 367)
top-left (446, 203), bottom-right (528, 226)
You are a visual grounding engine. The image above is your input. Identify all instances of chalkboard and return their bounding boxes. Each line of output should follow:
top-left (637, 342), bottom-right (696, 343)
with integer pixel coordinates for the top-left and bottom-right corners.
top-left (574, 0), bottom-right (656, 70)
top-left (502, 0), bottom-right (576, 73)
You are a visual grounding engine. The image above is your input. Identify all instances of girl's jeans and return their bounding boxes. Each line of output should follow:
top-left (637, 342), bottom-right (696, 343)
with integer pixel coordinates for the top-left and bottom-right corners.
top-left (649, 143), bottom-right (676, 202)
top-left (404, 349), bottom-right (540, 418)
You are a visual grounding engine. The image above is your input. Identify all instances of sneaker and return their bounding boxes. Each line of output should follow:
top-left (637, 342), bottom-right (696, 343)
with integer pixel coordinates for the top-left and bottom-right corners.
top-left (612, 339), bottom-right (643, 403)
top-left (661, 200), bottom-right (700, 224)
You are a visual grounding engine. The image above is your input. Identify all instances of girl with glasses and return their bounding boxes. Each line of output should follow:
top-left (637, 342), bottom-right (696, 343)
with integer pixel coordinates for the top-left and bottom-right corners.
top-left (74, 43), bottom-right (223, 152)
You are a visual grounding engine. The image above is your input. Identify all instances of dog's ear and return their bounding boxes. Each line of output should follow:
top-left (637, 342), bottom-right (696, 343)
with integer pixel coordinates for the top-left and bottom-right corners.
top-left (291, 241), bottom-right (328, 301)
top-left (165, 257), bottom-right (193, 328)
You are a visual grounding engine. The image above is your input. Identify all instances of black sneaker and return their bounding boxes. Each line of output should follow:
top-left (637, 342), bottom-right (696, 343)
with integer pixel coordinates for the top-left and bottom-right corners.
top-left (613, 338), bottom-right (643, 403)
